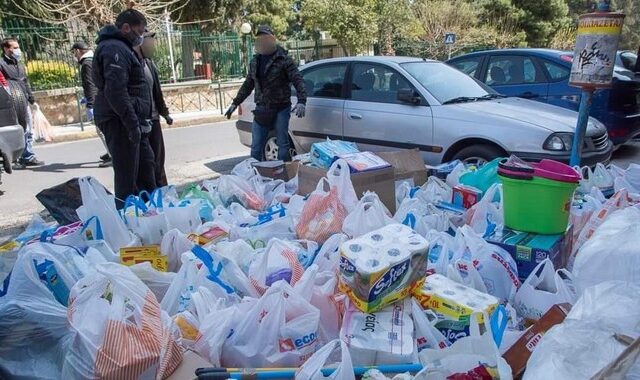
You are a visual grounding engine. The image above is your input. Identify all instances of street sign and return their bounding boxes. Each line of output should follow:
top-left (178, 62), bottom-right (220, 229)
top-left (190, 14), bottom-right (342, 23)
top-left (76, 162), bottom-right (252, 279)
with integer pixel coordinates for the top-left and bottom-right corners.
top-left (444, 33), bottom-right (456, 45)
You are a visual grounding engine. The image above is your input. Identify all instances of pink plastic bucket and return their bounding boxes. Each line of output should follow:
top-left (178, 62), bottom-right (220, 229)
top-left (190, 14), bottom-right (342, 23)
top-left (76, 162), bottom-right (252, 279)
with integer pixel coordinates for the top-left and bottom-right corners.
top-left (533, 159), bottom-right (580, 183)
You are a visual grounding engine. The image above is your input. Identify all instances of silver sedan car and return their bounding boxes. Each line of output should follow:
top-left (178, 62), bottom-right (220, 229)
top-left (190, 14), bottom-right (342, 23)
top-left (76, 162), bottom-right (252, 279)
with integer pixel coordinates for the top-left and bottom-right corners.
top-left (235, 56), bottom-right (613, 166)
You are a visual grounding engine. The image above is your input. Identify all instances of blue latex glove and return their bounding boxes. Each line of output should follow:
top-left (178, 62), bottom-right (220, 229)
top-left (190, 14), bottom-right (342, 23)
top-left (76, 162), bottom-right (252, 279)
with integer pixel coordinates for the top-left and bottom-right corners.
top-left (80, 97), bottom-right (87, 105)
top-left (86, 107), bottom-right (94, 121)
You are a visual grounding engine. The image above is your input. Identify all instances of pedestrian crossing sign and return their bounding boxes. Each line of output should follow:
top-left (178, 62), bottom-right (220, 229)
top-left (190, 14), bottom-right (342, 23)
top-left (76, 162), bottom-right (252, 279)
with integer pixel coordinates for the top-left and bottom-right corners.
top-left (444, 33), bottom-right (456, 45)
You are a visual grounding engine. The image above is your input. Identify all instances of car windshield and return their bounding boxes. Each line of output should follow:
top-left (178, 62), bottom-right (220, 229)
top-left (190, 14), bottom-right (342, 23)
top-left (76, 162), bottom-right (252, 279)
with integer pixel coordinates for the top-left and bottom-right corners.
top-left (401, 61), bottom-right (497, 104)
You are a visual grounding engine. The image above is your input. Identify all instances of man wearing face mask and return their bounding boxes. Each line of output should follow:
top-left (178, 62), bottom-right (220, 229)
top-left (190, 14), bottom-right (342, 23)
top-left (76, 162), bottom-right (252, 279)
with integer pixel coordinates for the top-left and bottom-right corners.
top-left (225, 25), bottom-right (307, 161)
top-left (1, 38), bottom-right (44, 167)
top-left (93, 8), bottom-right (155, 207)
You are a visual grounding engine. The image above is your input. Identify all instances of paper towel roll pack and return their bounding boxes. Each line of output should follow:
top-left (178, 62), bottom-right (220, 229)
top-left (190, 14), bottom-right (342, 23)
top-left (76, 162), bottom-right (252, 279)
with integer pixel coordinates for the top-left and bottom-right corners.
top-left (413, 273), bottom-right (499, 325)
top-left (339, 224), bottom-right (429, 313)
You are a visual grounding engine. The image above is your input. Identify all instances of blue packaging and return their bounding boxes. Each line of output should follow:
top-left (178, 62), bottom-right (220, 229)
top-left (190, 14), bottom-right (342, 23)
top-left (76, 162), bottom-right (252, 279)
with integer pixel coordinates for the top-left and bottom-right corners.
top-left (34, 259), bottom-right (70, 306)
top-left (310, 139), bottom-right (359, 169)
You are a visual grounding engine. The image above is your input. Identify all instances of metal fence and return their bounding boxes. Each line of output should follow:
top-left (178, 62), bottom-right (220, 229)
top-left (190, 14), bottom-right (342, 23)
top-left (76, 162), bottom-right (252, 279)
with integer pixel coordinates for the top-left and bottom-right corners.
top-left (0, 20), bottom-right (354, 91)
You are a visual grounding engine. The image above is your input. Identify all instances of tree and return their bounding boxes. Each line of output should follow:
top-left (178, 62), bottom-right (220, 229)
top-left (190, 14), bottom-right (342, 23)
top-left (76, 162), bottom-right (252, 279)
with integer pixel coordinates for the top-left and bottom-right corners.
top-left (375, 0), bottom-right (419, 55)
top-left (612, 0), bottom-right (640, 50)
top-left (303, 0), bottom-right (377, 55)
top-left (512, 0), bottom-right (571, 46)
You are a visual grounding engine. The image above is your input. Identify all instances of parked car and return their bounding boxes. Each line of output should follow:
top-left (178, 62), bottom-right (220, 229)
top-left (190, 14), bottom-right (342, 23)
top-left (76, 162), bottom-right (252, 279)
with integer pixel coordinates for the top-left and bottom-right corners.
top-left (447, 48), bottom-right (640, 145)
top-left (235, 56), bottom-right (613, 166)
top-left (0, 83), bottom-right (25, 184)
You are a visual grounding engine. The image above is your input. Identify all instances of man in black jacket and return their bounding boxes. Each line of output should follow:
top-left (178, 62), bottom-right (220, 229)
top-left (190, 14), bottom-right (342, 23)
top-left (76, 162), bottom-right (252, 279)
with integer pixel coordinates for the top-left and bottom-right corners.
top-left (71, 41), bottom-right (111, 166)
top-left (225, 25), bottom-right (307, 161)
top-left (139, 31), bottom-right (172, 187)
top-left (1, 38), bottom-right (44, 166)
top-left (93, 9), bottom-right (155, 207)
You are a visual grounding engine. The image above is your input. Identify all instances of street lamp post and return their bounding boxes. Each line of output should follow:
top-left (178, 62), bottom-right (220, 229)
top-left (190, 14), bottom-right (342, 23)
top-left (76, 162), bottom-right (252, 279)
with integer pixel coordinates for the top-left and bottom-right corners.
top-left (240, 22), bottom-right (252, 76)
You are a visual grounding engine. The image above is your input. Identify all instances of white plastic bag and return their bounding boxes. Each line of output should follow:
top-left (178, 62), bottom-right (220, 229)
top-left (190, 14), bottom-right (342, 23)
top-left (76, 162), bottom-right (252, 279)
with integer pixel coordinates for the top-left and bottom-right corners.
top-left (164, 199), bottom-right (203, 234)
top-left (231, 215), bottom-right (296, 249)
top-left (415, 176), bottom-right (452, 205)
top-left (122, 196), bottom-right (170, 245)
top-left (446, 162), bottom-right (467, 188)
top-left (296, 178), bottom-right (349, 244)
top-left (514, 258), bottom-right (576, 321)
top-left (342, 192), bottom-right (393, 238)
top-left (573, 206), bottom-right (640, 294)
top-left (32, 103), bottom-right (53, 142)
top-left (129, 262), bottom-right (177, 301)
top-left (77, 176), bottom-right (138, 250)
top-left (467, 183), bottom-right (503, 238)
top-left (222, 281), bottom-right (321, 367)
top-left (457, 225), bottom-right (520, 301)
top-left (576, 165), bottom-right (595, 194)
top-left (411, 299), bottom-right (450, 352)
top-left (425, 230), bottom-right (464, 275)
top-left (248, 238), bottom-right (306, 295)
top-left (446, 259), bottom-right (489, 294)
top-left (62, 263), bottom-right (183, 380)
top-left (217, 174), bottom-right (266, 211)
top-left (160, 228), bottom-right (195, 272)
top-left (396, 199), bottom-right (452, 236)
top-left (231, 157), bottom-right (260, 180)
top-left (195, 300), bottom-right (251, 366)
top-left (0, 243), bottom-right (90, 379)
top-left (216, 239), bottom-right (258, 274)
top-left (297, 339), bottom-right (355, 380)
top-left (313, 233), bottom-right (348, 273)
top-left (417, 313), bottom-right (512, 380)
top-left (593, 162), bottom-right (614, 190)
top-left (326, 159), bottom-right (358, 212)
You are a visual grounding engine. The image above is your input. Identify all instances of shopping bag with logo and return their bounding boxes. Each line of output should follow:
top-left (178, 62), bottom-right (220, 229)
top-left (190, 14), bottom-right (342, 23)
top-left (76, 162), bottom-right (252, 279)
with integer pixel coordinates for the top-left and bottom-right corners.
top-left (221, 281), bottom-right (321, 368)
top-left (514, 259), bottom-right (577, 321)
top-left (0, 243), bottom-right (90, 379)
top-left (342, 192), bottom-right (394, 238)
top-left (163, 199), bottom-right (203, 235)
top-left (466, 183), bottom-right (503, 238)
top-left (296, 178), bottom-right (348, 244)
top-left (248, 238), bottom-right (306, 295)
top-left (62, 263), bottom-right (183, 380)
top-left (77, 177), bottom-right (139, 250)
top-left (296, 339), bottom-right (355, 380)
top-left (457, 225), bottom-right (520, 302)
top-left (417, 313), bottom-right (512, 380)
top-left (411, 299), bottom-right (451, 353)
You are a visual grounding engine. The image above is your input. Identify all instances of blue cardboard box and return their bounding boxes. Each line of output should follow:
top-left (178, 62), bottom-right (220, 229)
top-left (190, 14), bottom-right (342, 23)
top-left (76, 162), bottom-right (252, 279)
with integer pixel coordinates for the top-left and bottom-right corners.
top-left (484, 226), bottom-right (573, 282)
top-left (310, 140), bottom-right (359, 169)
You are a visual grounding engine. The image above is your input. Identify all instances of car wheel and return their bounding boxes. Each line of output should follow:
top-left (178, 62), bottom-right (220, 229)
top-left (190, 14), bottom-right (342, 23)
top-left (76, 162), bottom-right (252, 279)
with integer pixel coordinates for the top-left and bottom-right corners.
top-left (263, 132), bottom-right (297, 161)
top-left (452, 144), bottom-right (504, 166)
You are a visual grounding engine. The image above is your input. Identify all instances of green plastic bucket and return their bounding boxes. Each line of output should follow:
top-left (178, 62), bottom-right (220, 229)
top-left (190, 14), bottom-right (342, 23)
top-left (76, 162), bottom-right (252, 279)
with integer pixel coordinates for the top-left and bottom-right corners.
top-left (499, 174), bottom-right (578, 234)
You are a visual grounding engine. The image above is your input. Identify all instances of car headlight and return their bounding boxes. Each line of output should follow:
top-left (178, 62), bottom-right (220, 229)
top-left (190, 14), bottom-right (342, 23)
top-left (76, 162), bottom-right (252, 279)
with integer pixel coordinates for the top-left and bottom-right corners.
top-left (543, 133), bottom-right (574, 151)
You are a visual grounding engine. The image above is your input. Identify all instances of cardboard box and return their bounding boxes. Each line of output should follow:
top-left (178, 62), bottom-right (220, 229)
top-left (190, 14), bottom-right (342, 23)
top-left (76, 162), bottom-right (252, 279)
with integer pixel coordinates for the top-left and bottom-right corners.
top-left (452, 184), bottom-right (483, 209)
top-left (485, 225), bottom-right (573, 282)
top-left (377, 149), bottom-right (428, 187)
top-left (297, 164), bottom-right (397, 213)
top-left (503, 303), bottom-right (572, 379)
top-left (253, 161), bottom-right (300, 181)
top-left (166, 350), bottom-right (213, 380)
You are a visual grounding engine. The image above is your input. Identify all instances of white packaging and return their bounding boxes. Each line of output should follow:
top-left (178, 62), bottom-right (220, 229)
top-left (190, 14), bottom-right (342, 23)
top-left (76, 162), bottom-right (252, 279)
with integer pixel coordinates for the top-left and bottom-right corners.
top-left (341, 299), bottom-right (415, 365)
top-left (339, 224), bottom-right (429, 313)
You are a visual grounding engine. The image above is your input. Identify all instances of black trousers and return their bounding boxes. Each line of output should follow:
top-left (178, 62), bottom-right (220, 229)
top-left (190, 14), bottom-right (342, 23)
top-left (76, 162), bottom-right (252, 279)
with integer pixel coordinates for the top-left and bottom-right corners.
top-left (97, 118), bottom-right (156, 208)
top-left (149, 119), bottom-right (167, 187)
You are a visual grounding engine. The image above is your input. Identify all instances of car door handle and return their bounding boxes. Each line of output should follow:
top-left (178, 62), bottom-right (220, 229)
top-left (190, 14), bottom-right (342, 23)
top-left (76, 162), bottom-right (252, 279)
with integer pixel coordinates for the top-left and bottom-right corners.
top-left (349, 113), bottom-right (362, 120)
top-left (519, 92), bottom-right (539, 99)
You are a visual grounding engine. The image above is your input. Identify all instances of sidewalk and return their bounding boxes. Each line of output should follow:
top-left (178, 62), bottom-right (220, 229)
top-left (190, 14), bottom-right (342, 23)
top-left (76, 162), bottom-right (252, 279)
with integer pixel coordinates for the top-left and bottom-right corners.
top-left (43, 110), bottom-right (232, 144)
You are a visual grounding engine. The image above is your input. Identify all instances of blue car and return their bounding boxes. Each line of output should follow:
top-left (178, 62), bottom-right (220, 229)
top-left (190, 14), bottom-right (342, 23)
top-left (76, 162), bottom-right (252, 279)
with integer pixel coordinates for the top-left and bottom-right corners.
top-left (447, 48), bottom-right (640, 145)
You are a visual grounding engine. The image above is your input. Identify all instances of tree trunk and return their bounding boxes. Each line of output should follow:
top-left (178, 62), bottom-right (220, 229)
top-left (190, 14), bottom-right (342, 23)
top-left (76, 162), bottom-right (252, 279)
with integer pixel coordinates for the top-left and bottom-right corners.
top-left (379, 27), bottom-right (396, 56)
top-left (181, 33), bottom-right (195, 81)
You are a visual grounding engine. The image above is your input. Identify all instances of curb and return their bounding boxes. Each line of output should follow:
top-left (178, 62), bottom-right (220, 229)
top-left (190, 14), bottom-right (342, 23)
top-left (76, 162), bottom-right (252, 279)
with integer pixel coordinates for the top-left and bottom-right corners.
top-left (40, 115), bottom-right (236, 144)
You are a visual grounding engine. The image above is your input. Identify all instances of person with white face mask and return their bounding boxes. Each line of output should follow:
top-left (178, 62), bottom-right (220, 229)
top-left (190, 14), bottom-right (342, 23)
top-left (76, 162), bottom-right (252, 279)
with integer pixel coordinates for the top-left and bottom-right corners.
top-left (1, 37), bottom-right (44, 167)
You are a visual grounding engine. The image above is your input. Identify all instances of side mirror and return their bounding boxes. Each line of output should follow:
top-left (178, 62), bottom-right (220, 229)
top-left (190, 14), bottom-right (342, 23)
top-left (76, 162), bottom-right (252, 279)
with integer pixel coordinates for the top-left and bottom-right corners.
top-left (397, 88), bottom-right (421, 105)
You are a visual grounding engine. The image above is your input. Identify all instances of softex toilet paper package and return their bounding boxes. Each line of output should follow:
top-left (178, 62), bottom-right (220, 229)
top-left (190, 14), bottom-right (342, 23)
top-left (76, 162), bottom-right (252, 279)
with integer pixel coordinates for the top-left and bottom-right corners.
top-left (341, 298), bottom-right (415, 365)
top-left (339, 224), bottom-right (429, 313)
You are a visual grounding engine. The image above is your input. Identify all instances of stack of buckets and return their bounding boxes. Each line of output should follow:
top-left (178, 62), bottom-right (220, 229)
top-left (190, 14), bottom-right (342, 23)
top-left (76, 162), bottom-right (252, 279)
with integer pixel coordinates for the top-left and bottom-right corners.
top-left (498, 156), bottom-right (580, 234)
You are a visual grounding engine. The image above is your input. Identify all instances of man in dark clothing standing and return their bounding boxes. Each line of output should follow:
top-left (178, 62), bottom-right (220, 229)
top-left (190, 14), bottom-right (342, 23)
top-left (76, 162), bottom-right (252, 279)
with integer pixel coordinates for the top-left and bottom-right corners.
top-left (1, 38), bottom-right (44, 166)
top-left (139, 31), bottom-right (172, 187)
top-left (93, 9), bottom-right (155, 207)
top-left (225, 25), bottom-right (307, 161)
top-left (71, 41), bottom-right (111, 166)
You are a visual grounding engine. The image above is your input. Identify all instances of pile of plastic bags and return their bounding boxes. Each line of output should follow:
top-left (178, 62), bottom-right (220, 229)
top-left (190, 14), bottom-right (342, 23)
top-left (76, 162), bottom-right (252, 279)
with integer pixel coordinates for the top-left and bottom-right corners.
top-left (1, 156), bottom-right (639, 380)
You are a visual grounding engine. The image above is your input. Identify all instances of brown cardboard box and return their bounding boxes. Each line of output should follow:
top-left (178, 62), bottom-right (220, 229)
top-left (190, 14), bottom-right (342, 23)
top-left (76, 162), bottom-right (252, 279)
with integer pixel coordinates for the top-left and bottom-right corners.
top-left (297, 164), bottom-right (397, 213)
top-left (166, 350), bottom-right (213, 380)
top-left (503, 303), bottom-right (572, 379)
top-left (377, 149), bottom-right (428, 187)
top-left (253, 161), bottom-right (300, 181)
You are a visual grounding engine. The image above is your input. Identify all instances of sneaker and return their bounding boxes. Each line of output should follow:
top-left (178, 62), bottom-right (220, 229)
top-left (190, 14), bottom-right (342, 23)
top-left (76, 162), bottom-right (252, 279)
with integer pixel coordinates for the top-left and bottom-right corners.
top-left (20, 157), bottom-right (45, 166)
top-left (100, 153), bottom-right (111, 162)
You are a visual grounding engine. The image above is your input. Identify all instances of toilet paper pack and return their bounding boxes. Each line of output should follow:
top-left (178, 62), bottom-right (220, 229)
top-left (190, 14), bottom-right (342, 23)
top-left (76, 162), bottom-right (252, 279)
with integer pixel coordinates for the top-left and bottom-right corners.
top-left (413, 274), bottom-right (499, 325)
top-left (341, 298), bottom-right (415, 365)
top-left (339, 224), bottom-right (429, 313)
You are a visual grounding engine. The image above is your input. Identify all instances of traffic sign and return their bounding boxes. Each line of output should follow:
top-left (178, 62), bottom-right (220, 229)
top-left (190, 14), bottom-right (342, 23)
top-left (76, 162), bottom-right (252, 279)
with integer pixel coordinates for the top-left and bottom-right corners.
top-left (444, 33), bottom-right (456, 45)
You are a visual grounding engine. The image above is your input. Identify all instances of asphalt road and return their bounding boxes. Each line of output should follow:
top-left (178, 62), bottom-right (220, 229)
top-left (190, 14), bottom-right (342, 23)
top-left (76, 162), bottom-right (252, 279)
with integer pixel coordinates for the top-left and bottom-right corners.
top-left (0, 120), bottom-right (249, 233)
top-left (1, 119), bottom-right (639, 234)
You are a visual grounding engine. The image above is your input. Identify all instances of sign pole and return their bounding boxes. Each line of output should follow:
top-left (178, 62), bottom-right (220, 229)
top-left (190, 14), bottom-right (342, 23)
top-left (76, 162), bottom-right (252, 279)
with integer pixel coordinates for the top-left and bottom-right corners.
top-left (569, 89), bottom-right (594, 166)
top-left (448, 44), bottom-right (452, 60)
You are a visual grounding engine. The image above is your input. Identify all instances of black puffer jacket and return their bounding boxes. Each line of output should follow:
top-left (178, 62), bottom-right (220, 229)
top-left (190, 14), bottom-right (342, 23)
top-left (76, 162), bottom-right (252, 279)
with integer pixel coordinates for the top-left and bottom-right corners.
top-left (233, 46), bottom-right (307, 107)
top-left (78, 53), bottom-right (98, 109)
top-left (0, 54), bottom-right (34, 104)
top-left (93, 25), bottom-right (151, 134)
